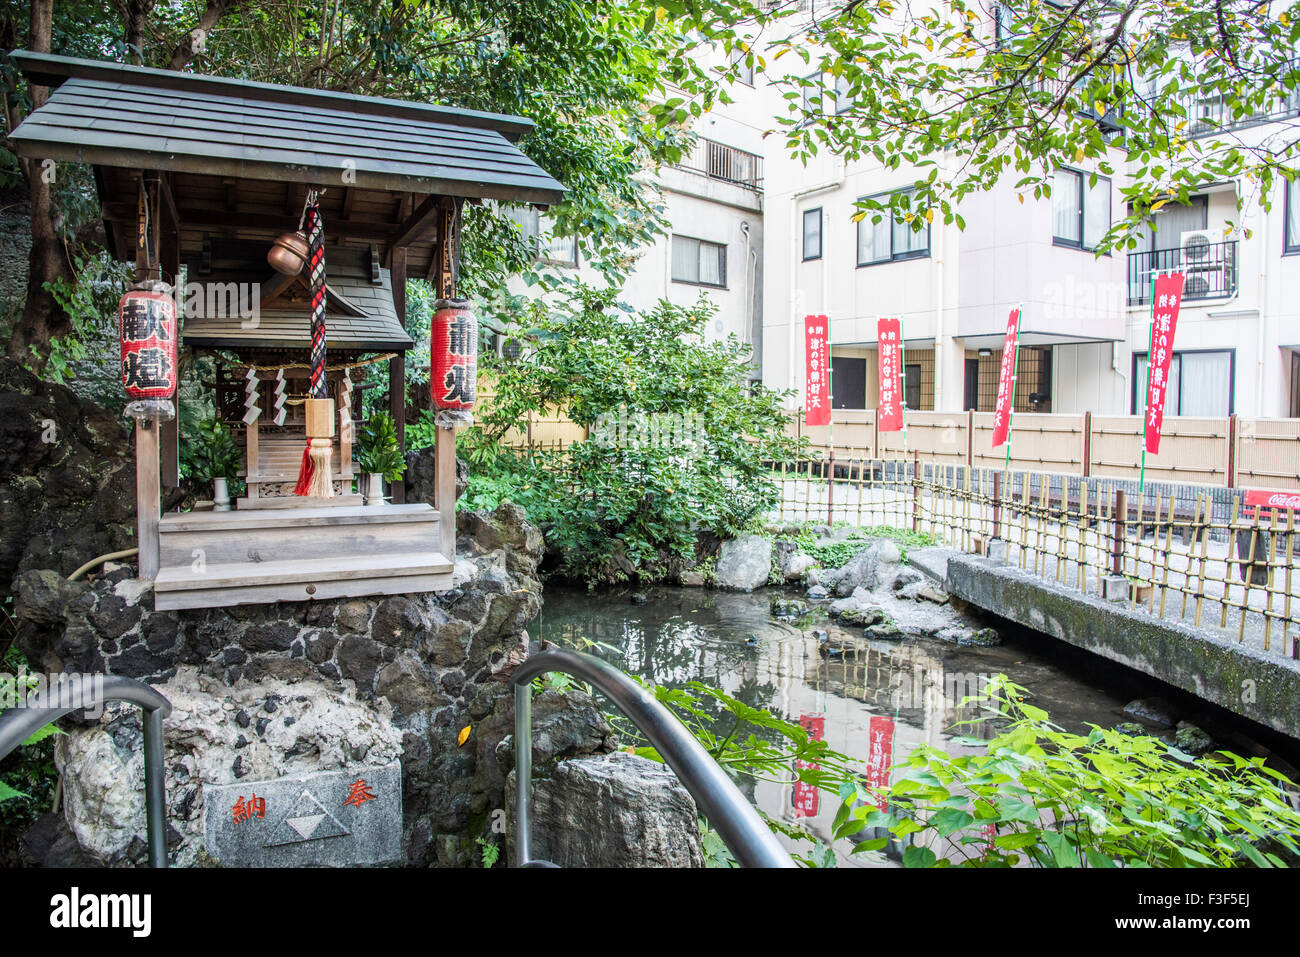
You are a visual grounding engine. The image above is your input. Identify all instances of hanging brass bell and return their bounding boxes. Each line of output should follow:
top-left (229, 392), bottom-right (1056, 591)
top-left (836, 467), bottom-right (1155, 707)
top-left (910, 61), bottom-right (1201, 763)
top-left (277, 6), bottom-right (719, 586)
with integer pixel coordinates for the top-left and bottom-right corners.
top-left (268, 230), bottom-right (310, 275)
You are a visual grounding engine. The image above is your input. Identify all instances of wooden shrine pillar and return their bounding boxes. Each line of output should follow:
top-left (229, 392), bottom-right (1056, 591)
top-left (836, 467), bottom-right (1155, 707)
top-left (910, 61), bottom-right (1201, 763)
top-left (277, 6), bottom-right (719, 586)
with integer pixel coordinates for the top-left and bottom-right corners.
top-left (434, 197), bottom-right (462, 561)
top-left (389, 246), bottom-right (407, 504)
top-left (159, 173), bottom-right (181, 491)
top-left (134, 172), bottom-right (163, 579)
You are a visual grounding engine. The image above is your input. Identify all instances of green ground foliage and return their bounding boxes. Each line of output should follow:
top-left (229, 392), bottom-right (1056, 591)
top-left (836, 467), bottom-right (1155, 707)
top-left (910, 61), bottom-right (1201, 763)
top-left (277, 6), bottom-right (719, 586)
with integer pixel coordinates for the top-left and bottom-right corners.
top-left (625, 674), bottom-right (1300, 868)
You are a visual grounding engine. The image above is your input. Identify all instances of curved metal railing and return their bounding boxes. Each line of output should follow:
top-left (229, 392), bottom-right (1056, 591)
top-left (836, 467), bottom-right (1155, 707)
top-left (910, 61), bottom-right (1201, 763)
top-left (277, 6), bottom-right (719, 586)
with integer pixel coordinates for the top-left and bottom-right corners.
top-left (0, 673), bottom-right (172, 868)
top-left (511, 648), bottom-right (796, 868)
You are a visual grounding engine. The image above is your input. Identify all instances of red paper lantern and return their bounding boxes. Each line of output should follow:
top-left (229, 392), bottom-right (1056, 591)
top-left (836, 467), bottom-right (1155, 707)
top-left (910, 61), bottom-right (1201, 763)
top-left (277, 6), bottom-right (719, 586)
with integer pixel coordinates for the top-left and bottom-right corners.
top-left (118, 289), bottom-right (178, 400)
top-left (431, 298), bottom-right (477, 411)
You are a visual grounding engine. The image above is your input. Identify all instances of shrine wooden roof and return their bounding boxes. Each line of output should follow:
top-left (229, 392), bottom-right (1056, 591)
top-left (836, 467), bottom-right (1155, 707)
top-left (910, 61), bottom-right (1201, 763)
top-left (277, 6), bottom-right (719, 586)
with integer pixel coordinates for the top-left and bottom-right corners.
top-left (181, 245), bottom-right (413, 352)
top-left (8, 51), bottom-right (565, 205)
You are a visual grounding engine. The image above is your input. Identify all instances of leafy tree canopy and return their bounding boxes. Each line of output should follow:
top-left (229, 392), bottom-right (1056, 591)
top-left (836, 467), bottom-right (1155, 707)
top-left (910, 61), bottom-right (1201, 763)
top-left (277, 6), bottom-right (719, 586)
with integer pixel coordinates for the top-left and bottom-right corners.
top-left (655, 0), bottom-right (1300, 251)
top-left (0, 0), bottom-right (718, 364)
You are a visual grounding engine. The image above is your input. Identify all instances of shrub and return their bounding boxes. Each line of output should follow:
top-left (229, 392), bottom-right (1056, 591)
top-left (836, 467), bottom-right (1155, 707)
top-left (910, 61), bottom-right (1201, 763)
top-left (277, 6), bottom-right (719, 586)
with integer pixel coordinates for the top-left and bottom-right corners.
top-left (466, 283), bottom-right (802, 585)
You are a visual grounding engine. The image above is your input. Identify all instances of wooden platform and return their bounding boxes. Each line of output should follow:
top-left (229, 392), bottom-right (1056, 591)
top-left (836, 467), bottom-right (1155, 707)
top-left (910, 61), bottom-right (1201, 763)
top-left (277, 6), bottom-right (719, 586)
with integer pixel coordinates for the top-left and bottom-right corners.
top-left (154, 504), bottom-right (453, 610)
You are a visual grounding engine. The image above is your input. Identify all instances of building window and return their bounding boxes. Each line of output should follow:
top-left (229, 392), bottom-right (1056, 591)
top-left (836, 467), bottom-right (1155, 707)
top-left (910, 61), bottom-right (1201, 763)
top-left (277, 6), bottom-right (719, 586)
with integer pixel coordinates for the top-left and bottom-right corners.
top-left (993, 2), bottom-right (1015, 49)
top-left (543, 232), bottom-right (578, 267)
top-left (833, 74), bottom-right (854, 114)
top-left (1286, 173), bottom-right (1300, 254)
top-left (802, 207), bottom-right (822, 261)
top-left (856, 188), bottom-right (931, 266)
top-left (730, 45), bottom-right (755, 85)
top-left (671, 235), bottom-right (726, 288)
top-left (801, 72), bottom-right (822, 119)
top-left (505, 205), bottom-right (577, 266)
top-left (1052, 167), bottom-right (1111, 251)
top-left (1132, 349), bottom-right (1234, 417)
top-left (965, 347), bottom-right (1051, 412)
top-left (832, 355), bottom-right (866, 409)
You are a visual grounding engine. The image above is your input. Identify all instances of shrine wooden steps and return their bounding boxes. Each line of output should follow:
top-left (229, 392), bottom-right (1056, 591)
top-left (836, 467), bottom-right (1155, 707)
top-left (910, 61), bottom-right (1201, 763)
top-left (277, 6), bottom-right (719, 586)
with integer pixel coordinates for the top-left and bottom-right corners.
top-left (153, 504), bottom-right (452, 610)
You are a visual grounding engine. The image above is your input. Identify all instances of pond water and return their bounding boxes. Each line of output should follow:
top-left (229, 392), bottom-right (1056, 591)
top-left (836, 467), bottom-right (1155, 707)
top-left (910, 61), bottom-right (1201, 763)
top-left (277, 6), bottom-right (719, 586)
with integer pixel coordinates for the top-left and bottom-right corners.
top-left (529, 581), bottom-right (1285, 866)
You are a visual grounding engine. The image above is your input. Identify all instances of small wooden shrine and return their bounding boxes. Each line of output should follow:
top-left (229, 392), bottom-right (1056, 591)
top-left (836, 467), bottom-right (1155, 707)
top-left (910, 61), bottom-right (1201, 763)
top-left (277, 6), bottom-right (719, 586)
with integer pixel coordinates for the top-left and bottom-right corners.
top-left (9, 51), bottom-right (564, 610)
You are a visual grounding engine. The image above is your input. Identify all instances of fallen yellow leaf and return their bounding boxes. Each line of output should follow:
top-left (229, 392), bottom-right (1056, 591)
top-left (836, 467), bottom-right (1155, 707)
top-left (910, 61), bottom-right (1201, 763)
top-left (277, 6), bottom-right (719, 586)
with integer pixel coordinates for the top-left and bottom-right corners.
top-left (458, 725), bottom-right (471, 747)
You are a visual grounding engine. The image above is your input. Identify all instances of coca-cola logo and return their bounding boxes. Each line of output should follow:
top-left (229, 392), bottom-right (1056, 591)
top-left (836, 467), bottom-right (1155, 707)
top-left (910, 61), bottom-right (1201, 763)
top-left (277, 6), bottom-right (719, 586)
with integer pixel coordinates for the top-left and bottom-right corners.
top-left (1244, 490), bottom-right (1300, 511)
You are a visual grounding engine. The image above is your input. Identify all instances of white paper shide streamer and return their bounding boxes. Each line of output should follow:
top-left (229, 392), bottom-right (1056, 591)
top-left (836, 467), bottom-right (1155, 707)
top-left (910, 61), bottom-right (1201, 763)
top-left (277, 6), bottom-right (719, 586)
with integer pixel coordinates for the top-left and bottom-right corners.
top-left (273, 368), bottom-right (287, 426)
top-left (339, 369), bottom-right (354, 445)
top-left (242, 368), bottom-right (261, 425)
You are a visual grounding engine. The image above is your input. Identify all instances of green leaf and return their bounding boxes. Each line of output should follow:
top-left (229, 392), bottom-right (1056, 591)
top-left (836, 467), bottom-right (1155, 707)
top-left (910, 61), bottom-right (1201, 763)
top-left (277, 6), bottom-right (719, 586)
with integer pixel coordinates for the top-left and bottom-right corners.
top-left (930, 808), bottom-right (974, 837)
top-left (902, 844), bottom-right (938, 868)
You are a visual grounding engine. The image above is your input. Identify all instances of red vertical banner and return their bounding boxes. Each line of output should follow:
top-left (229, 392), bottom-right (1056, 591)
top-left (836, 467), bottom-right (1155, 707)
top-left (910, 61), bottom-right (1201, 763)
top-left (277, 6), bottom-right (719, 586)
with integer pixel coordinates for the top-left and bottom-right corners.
top-left (804, 314), bottom-right (831, 427)
top-left (1144, 273), bottom-right (1186, 455)
top-left (865, 715), bottom-right (895, 811)
top-left (792, 713), bottom-right (825, 818)
top-left (876, 316), bottom-right (903, 432)
top-left (990, 307), bottom-right (1021, 448)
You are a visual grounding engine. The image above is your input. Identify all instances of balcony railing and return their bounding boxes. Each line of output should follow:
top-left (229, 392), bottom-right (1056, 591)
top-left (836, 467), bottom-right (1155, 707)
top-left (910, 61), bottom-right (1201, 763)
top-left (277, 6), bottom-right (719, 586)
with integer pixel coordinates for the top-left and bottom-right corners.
top-left (1127, 240), bottom-right (1238, 306)
top-left (1175, 73), bottom-right (1300, 137)
top-left (675, 138), bottom-right (764, 192)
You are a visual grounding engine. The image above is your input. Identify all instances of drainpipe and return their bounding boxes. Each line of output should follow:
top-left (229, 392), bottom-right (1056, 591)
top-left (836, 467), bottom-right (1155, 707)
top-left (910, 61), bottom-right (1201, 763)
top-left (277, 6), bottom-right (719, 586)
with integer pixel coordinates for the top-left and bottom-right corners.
top-left (934, 154), bottom-right (948, 412)
top-left (1256, 196), bottom-right (1268, 416)
top-left (740, 220), bottom-right (751, 349)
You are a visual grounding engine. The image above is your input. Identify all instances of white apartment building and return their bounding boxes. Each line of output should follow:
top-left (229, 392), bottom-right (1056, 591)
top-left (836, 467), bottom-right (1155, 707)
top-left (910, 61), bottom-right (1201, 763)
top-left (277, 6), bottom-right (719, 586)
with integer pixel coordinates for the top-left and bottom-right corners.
top-left (756, 13), bottom-right (1300, 420)
top-left (506, 13), bottom-right (1298, 423)
top-left (507, 47), bottom-right (770, 356)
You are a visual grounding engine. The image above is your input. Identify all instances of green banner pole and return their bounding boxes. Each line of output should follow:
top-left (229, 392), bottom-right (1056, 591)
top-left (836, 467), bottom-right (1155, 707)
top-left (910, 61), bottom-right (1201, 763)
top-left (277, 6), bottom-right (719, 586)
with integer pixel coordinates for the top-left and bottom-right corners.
top-left (827, 322), bottom-right (835, 526)
top-left (899, 317), bottom-right (908, 456)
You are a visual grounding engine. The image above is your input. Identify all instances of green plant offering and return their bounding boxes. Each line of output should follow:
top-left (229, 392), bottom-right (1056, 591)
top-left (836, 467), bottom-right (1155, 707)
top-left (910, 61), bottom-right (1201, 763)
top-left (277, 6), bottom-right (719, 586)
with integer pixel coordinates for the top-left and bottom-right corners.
top-left (355, 411), bottom-right (407, 482)
top-left (179, 417), bottom-right (241, 481)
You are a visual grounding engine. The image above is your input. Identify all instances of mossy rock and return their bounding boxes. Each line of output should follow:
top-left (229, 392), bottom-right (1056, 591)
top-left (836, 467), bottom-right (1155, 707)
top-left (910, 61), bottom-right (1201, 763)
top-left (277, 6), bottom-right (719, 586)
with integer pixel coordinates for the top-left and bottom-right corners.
top-left (865, 618), bottom-right (904, 640)
top-left (839, 606), bottom-right (886, 628)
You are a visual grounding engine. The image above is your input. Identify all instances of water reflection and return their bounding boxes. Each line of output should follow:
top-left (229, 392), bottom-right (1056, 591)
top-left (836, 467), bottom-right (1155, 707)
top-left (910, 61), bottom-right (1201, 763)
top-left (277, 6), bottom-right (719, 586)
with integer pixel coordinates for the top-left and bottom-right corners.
top-left (530, 584), bottom-right (1133, 867)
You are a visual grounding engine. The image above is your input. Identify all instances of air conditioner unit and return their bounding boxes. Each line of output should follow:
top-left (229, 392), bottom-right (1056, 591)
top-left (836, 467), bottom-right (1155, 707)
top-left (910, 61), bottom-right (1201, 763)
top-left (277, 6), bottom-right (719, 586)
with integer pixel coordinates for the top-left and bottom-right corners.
top-left (1179, 229), bottom-right (1227, 299)
top-left (1180, 229), bottom-right (1214, 263)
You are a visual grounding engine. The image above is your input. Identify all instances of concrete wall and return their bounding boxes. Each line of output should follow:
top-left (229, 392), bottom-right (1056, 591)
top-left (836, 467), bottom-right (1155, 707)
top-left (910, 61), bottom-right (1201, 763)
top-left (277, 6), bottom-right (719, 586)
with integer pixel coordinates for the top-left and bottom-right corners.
top-left (946, 554), bottom-right (1300, 739)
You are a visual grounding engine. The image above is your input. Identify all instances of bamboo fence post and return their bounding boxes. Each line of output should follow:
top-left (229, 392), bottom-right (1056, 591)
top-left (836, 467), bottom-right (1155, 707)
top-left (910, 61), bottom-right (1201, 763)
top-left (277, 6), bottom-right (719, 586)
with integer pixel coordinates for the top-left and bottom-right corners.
top-left (1237, 501), bottom-right (1258, 642)
top-left (1078, 480), bottom-right (1088, 592)
top-left (1019, 472), bottom-right (1030, 570)
top-left (1222, 496), bottom-right (1240, 630)
top-left (1194, 494), bottom-right (1212, 628)
top-left (1284, 507), bottom-right (1294, 654)
top-left (1182, 494), bottom-right (1201, 618)
top-left (1037, 476), bottom-right (1048, 578)
top-left (1265, 506), bottom-right (1279, 653)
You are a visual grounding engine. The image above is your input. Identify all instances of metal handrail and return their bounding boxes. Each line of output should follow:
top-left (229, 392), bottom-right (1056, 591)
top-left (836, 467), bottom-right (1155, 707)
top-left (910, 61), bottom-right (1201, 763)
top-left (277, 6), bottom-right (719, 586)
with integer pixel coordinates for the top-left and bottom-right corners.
top-left (511, 649), bottom-right (796, 868)
top-left (0, 674), bottom-right (172, 868)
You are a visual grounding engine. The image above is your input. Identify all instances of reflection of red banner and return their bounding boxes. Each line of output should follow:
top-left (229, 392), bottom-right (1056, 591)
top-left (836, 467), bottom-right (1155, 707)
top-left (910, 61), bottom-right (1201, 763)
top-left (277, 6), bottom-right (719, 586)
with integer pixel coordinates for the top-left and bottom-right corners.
top-left (876, 316), bottom-right (903, 432)
top-left (793, 714), bottom-right (825, 818)
top-left (865, 715), bottom-right (894, 811)
top-left (1143, 273), bottom-right (1186, 455)
top-left (804, 315), bottom-right (831, 427)
top-left (990, 308), bottom-right (1020, 448)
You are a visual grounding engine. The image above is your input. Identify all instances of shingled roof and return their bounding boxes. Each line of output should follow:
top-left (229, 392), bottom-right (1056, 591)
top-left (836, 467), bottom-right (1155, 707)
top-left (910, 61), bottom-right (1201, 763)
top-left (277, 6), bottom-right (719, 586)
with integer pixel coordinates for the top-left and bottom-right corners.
top-left (8, 51), bottom-right (565, 205)
top-left (182, 250), bottom-right (414, 353)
